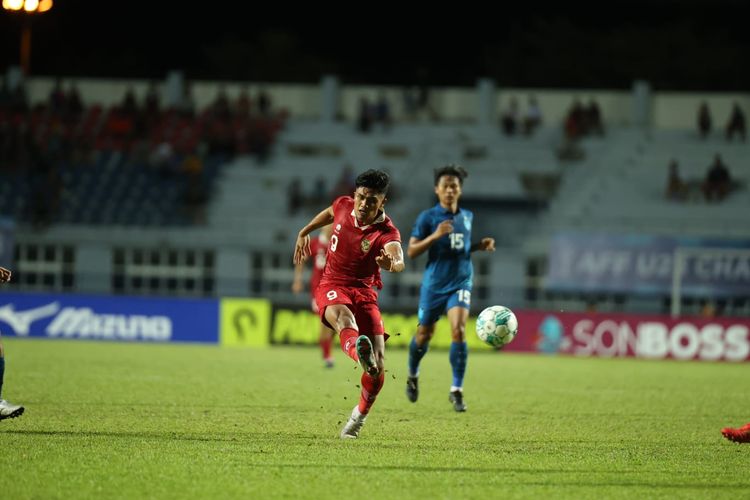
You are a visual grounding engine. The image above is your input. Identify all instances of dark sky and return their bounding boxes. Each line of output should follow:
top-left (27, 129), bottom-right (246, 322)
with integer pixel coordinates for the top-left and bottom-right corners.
top-left (1, 1), bottom-right (748, 90)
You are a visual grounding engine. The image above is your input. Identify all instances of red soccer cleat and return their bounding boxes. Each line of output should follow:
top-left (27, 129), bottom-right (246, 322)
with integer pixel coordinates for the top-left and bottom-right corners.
top-left (721, 423), bottom-right (750, 443)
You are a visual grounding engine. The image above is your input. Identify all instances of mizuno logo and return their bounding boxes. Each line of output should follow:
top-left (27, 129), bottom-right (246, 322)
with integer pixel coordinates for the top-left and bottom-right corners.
top-left (0, 302), bottom-right (172, 341)
top-left (0, 303), bottom-right (61, 336)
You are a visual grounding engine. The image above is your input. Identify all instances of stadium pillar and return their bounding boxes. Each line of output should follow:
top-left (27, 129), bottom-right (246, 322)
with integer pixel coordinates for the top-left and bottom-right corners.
top-left (165, 71), bottom-right (184, 109)
top-left (215, 249), bottom-right (250, 297)
top-left (320, 75), bottom-right (340, 123)
top-left (5, 66), bottom-right (23, 94)
top-left (75, 244), bottom-right (112, 294)
top-left (476, 78), bottom-right (496, 126)
top-left (632, 80), bottom-right (652, 129)
top-left (3, 0), bottom-right (54, 76)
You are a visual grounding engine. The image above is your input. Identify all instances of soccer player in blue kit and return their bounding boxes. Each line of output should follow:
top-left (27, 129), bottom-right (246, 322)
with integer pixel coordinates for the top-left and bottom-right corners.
top-left (405, 165), bottom-right (495, 412)
top-left (0, 266), bottom-right (24, 420)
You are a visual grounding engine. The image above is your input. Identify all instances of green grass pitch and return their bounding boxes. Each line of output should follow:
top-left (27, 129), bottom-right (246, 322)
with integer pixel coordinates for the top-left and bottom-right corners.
top-left (1, 337), bottom-right (748, 499)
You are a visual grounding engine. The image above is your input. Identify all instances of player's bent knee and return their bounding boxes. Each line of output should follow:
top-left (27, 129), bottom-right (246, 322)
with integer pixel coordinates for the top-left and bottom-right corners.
top-left (451, 326), bottom-right (466, 342)
top-left (417, 326), bottom-right (436, 344)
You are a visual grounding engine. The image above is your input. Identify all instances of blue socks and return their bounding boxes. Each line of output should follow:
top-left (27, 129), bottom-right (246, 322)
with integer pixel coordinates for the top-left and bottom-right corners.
top-left (0, 357), bottom-right (4, 399)
top-left (449, 341), bottom-right (468, 389)
top-left (408, 337), bottom-right (429, 377)
top-left (408, 338), bottom-right (468, 389)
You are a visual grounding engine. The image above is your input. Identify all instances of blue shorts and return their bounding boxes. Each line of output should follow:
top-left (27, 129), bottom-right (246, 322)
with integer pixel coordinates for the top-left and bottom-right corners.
top-left (417, 288), bottom-right (471, 326)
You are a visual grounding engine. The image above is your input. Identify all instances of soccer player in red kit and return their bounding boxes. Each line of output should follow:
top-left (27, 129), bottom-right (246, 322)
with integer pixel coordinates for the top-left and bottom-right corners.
top-left (293, 169), bottom-right (405, 439)
top-left (722, 422), bottom-right (750, 443)
top-left (292, 224), bottom-right (336, 368)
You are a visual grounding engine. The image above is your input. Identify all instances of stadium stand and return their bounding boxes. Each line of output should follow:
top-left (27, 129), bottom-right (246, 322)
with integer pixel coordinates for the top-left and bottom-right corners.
top-left (2, 76), bottom-right (748, 316)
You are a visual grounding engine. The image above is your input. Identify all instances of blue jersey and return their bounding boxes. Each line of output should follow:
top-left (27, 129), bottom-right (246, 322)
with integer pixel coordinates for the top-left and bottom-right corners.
top-left (411, 204), bottom-right (474, 294)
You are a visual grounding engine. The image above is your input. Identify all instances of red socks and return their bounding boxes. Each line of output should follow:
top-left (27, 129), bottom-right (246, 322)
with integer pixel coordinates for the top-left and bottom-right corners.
top-left (320, 334), bottom-right (332, 360)
top-left (339, 327), bottom-right (385, 415)
top-left (358, 371), bottom-right (385, 415)
top-left (339, 327), bottom-right (359, 361)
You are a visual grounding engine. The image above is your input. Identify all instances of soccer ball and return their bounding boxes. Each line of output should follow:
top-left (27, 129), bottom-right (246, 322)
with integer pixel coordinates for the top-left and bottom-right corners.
top-left (476, 305), bottom-right (518, 348)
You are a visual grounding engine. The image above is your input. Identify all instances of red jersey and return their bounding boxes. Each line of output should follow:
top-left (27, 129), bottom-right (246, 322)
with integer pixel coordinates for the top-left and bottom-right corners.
top-left (319, 196), bottom-right (401, 290)
top-left (309, 233), bottom-right (328, 294)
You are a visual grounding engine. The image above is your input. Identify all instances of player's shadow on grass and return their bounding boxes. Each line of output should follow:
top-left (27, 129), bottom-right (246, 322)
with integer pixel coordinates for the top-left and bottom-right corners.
top-left (255, 464), bottom-right (750, 489)
top-left (0, 429), bottom-right (319, 443)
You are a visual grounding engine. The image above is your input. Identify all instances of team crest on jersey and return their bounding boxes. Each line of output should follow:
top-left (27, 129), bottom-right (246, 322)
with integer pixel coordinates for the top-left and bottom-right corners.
top-left (361, 239), bottom-right (371, 253)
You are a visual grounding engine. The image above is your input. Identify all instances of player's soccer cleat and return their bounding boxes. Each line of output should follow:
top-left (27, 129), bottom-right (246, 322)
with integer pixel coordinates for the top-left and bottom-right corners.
top-left (356, 335), bottom-right (378, 376)
top-left (449, 390), bottom-right (467, 412)
top-left (324, 358), bottom-right (335, 369)
top-left (405, 376), bottom-right (419, 403)
top-left (0, 399), bottom-right (25, 420)
top-left (340, 405), bottom-right (367, 439)
top-left (722, 424), bottom-right (750, 443)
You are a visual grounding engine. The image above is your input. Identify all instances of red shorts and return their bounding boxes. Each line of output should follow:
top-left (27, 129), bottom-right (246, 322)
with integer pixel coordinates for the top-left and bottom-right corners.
top-left (314, 285), bottom-right (385, 335)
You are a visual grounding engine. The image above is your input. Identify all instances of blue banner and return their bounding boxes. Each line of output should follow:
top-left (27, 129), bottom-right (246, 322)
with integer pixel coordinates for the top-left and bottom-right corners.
top-left (547, 232), bottom-right (750, 297)
top-left (0, 292), bottom-right (218, 343)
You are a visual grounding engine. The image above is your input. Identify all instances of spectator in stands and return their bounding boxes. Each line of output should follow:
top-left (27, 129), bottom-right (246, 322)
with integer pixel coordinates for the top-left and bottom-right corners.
top-left (8, 80), bottom-right (28, 114)
top-left (65, 81), bottom-right (84, 122)
top-left (374, 92), bottom-right (392, 130)
top-left (27, 149), bottom-right (61, 228)
top-left (665, 159), bottom-right (687, 201)
top-left (697, 102), bottom-right (712, 139)
top-left (0, 76), bottom-right (10, 111)
top-left (144, 80), bottom-right (160, 118)
top-left (311, 176), bottom-right (327, 206)
top-left (236, 87), bottom-right (251, 118)
top-left (702, 154), bottom-right (731, 202)
top-left (257, 89), bottom-right (271, 116)
top-left (0, 121), bottom-right (10, 171)
top-left (500, 97), bottom-right (519, 136)
top-left (211, 86), bottom-right (232, 121)
top-left (177, 82), bottom-right (196, 118)
top-left (4, 122), bottom-right (33, 172)
top-left (48, 78), bottom-right (66, 115)
top-left (725, 102), bottom-right (746, 142)
top-left (287, 177), bottom-right (304, 215)
top-left (121, 86), bottom-right (139, 117)
top-left (523, 96), bottom-right (543, 136)
top-left (416, 84), bottom-right (432, 121)
top-left (330, 164), bottom-right (356, 199)
top-left (700, 300), bottom-right (717, 318)
top-left (357, 97), bottom-right (373, 133)
top-left (149, 141), bottom-right (180, 178)
top-left (585, 98), bottom-right (604, 136)
top-left (564, 99), bottom-right (585, 140)
top-left (402, 86), bottom-right (418, 121)
top-left (182, 152), bottom-right (208, 224)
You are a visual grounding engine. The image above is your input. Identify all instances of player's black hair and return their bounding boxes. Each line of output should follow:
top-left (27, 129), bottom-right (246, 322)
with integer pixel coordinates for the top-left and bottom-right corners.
top-left (355, 169), bottom-right (390, 195)
top-left (434, 164), bottom-right (468, 185)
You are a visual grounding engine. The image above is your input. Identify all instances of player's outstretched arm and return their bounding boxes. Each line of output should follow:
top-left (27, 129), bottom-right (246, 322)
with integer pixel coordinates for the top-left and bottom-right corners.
top-left (294, 207), bottom-right (335, 265)
top-left (291, 262), bottom-right (305, 293)
top-left (0, 266), bottom-right (11, 283)
top-left (407, 220), bottom-right (453, 259)
top-left (470, 237), bottom-right (496, 253)
top-left (376, 242), bottom-right (405, 273)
